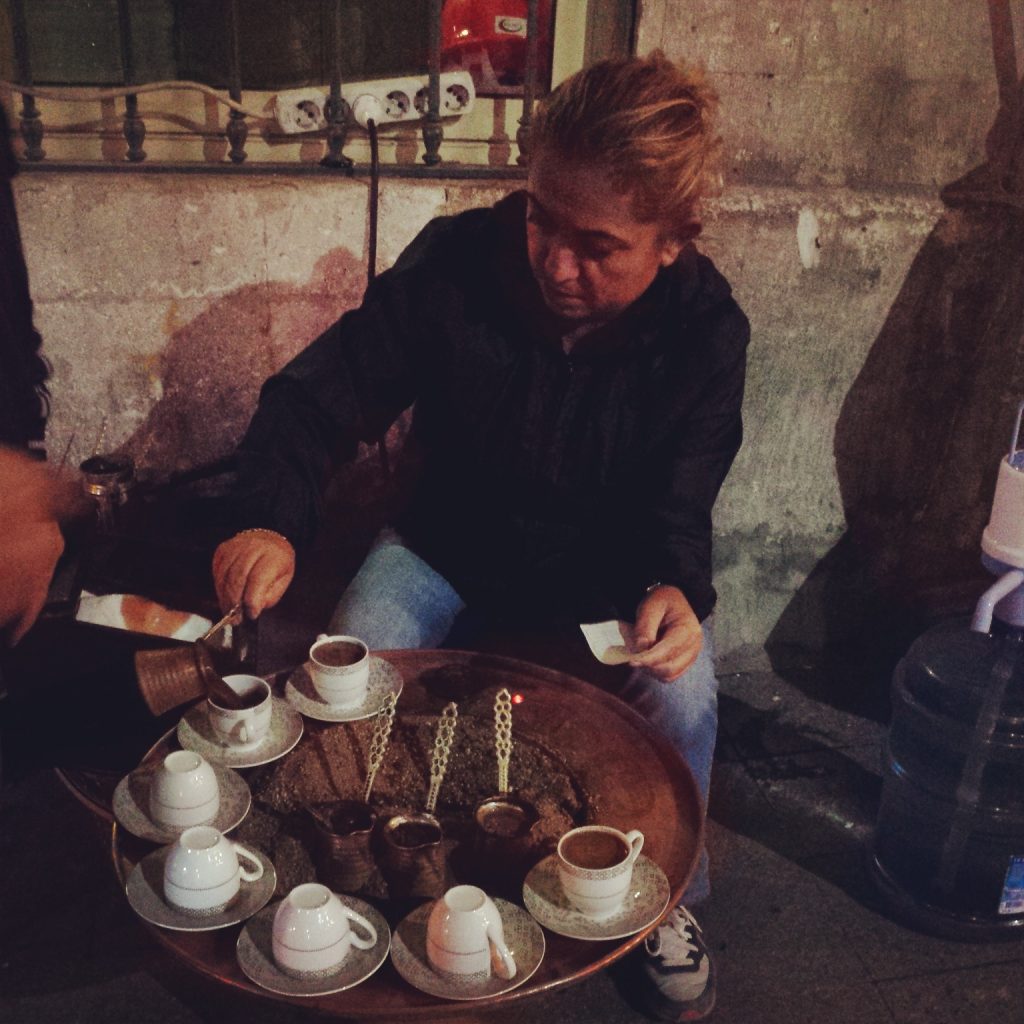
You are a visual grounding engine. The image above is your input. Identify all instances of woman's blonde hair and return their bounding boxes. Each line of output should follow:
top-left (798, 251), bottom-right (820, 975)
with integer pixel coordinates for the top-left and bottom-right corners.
top-left (530, 51), bottom-right (720, 241)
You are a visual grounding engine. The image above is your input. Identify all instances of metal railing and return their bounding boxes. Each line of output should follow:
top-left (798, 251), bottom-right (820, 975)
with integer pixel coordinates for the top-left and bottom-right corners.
top-left (2, 0), bottom-right (544, 176)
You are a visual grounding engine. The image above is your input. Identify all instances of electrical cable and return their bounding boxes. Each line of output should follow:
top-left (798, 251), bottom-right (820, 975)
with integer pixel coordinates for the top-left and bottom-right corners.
top-left (366, 117), bottom-right (390, 479)
top-left (367, 118), bottom-right (379, 287)
top-left (0, 80), bottom-right (267, 118)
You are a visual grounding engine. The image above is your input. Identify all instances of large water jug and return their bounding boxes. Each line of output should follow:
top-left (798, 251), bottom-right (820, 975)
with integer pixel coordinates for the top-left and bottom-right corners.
top-left (870, 619), bottom-right (1024, 939)
top-left (870, 401), bottom-right (1024, 939)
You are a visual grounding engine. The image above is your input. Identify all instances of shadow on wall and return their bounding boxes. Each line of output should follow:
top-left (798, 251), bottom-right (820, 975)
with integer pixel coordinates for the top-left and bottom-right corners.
top-left (108, 245), bottom-right (418, 666)
top-left (766, 189), bottom-right (1024, 722)
top-left (118, 246), bottom-right (366, 477)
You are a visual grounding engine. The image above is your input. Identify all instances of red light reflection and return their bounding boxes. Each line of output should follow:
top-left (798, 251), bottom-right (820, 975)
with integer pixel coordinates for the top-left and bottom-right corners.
top-left (512, 692), bottom-right (525, 704)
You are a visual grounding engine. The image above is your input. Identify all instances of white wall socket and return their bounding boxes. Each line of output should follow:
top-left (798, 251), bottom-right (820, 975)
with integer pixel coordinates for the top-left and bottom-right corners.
top-left (273, 71), bottom-right (476, 134)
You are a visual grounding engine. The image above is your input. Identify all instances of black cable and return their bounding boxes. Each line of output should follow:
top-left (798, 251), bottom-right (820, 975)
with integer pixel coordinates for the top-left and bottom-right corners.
top-left (368, 117), bottom-right (379, 287)
top-left (367, 118), bottom-right (390, 478)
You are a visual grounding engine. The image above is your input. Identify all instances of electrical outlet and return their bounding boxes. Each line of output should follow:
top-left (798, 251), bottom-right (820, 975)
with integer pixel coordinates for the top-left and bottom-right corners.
top-left (273, 72), bottom-right (475, 133)
top-left (273, 88), bottom-right (329, 134)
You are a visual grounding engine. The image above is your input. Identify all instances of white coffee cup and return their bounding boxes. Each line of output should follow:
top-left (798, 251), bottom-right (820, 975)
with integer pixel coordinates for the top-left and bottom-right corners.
top-left (207, 674), bottom-right (272, 750)
top-left (148, 750), bottom-right (220, 829)
top-left (163, 825), bottom-right (264, 913)
top-left (272, 882), bottom-right (377, 977)
top-left (426, 884), bottom-right (516, 980)
top-left (556, 825), bottom-right (644, 919)
top-left (308, 634), bottom-right (370, 708)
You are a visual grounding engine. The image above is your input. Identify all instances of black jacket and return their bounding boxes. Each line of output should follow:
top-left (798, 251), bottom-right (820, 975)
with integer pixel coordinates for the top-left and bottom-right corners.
top-left (0, 104), bottom-right (49, 450)
top-left (235, 191), bottom-right (749, 624)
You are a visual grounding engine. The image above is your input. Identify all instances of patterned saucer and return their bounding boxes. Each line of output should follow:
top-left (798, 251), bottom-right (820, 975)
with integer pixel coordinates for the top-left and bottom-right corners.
top-left (113, 762), bottom-right (251, 843)
top-left (236, 895), bottom-right (391, 997)
top-left (125, 845), bottom-right (276, 932)
top-left (390, 898), bottom-right (544, 1001)
top-left (177, 697), bottom-right (303, 769)
top-left (284, 657), bottom-right (403, 723)
top-left (522, 854), bottom-right (670, 941)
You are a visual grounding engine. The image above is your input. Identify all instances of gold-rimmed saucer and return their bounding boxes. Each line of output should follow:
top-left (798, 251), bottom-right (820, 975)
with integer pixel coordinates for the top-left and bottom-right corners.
top-left (522, 853), bottom-right (670, 941)
top-left (284, 657), bottom-right (403, 723)
top-left (125, 845), bottom-right (276, 932)
top-left (236, 896), bottom-right (391, 997)
top-left (112, 762), bottom-right (250, 843)
top-left (177, 697), bottom-right (303, 769)
top-left (390, 898), bottom-right (544, 1001)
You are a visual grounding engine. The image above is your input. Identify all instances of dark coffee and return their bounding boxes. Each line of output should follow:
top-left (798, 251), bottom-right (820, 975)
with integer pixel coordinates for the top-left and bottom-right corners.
top-left (326, 800), bottom-right (374, 836)
top-left (392, 821), bottom-right (442, 848)
top-left (314, 641), bottom-right (365, 668)
top-left (210, 686), bottom-right (264, 710)
top-left (562, 830), bottom-right (628, 869)
top-left (477, 802), bottom-right (531, 838)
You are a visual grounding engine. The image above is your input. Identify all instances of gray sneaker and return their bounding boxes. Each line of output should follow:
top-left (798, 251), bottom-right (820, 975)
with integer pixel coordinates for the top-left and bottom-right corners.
top-left (636, 906), bottom-right (716, 1021)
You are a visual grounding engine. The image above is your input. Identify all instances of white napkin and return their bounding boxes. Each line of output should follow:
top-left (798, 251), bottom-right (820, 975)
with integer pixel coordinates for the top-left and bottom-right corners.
top-left (580, 619), bottom-right (635, 665)
top-left (75, 591), bottom-right (212, 642)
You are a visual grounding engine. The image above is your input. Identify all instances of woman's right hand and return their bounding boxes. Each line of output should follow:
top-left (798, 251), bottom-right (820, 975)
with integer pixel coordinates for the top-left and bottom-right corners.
top-left (212, 529), bottom-right (296, 620)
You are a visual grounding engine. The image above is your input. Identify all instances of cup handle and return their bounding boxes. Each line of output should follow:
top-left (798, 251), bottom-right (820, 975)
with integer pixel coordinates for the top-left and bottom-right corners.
top-left (624, 829), bottom-right (645, 863)
top-left (232, 843), bottom-right (264, 882)
top-left (344, 907), bottom-right (378, 950)
top-left (316, 633), bottom-right (328, 642)
top-left (487, 924), bottom-right (517, 980)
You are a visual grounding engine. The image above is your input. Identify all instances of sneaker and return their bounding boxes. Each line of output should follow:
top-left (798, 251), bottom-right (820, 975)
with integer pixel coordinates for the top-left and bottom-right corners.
top-left (635, 905), bottom-right (716, 1021)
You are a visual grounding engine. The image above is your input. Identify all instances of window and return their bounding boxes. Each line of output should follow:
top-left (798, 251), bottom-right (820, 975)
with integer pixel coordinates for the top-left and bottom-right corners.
top-left (0, 0), bottom-right (634, 171)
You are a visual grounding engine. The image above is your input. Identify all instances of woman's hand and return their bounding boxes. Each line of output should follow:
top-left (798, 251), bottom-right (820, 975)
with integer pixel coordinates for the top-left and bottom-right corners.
top-left (628, 584), bottom-right (702, 681)
top-left (212, 529), bottom-right (296, 620)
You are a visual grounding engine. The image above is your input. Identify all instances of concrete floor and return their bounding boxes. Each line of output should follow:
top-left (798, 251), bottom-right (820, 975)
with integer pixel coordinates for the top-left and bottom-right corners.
top-left (3, 667), bottom-right (1023, 1024)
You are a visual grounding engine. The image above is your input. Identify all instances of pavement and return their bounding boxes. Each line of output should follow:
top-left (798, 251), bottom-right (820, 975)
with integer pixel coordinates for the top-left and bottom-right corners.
top-left (2, 663), bottom-right (1023, 1024)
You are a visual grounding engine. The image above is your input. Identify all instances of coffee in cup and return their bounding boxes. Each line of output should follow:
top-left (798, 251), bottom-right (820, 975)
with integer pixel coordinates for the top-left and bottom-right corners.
top-left (556, 824), bottom-right (644, 919)
top-left (207, 674), bottom-right (272, 750)
top-left (308, 634), bottom-right (370, 708)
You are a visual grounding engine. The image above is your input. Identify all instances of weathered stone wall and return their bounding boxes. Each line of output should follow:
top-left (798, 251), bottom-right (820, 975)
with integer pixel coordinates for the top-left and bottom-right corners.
top-left (13, 2), bottom-right (1021, 679)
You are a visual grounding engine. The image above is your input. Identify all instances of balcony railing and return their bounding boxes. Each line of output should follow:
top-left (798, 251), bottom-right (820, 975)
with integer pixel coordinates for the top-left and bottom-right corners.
top-left (1, 0), bottom-right (562, 176)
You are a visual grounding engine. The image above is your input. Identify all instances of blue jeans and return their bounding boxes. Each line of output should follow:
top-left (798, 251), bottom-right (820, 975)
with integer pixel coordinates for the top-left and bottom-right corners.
top-left (330, 528), bottom-right (717, 904)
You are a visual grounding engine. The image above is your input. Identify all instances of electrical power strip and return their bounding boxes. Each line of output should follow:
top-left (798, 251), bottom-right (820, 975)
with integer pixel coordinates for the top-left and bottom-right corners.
top-left (274, 71), bottom-right (476, 133)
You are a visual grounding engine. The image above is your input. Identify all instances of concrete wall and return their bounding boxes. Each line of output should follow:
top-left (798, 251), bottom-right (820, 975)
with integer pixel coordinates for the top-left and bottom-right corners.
top-left (14, 1), bottom-right (1022, 676)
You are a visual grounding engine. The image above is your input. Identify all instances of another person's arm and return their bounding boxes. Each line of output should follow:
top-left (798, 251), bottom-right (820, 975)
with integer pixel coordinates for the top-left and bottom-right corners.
top-left (0, 448), bottom-right (82, 645)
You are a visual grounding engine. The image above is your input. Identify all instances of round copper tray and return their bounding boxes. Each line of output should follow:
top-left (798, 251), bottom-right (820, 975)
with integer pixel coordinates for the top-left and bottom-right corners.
top-left (112, 650), bottom-right (703, 1020)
